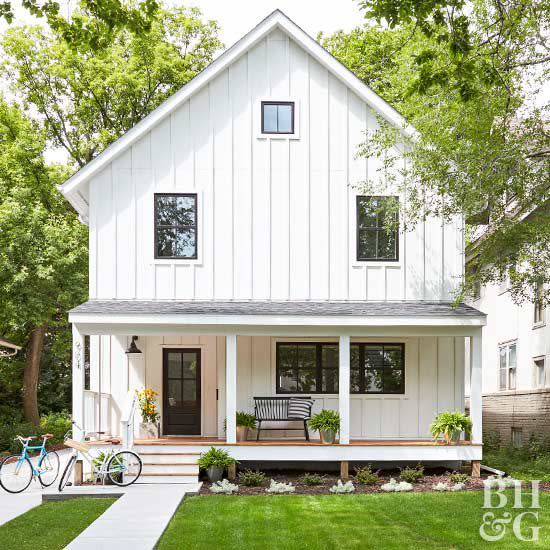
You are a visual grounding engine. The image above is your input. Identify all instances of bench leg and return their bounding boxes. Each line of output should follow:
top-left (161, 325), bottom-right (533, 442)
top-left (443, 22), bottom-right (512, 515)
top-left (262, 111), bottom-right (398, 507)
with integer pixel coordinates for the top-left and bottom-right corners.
top-left (256, 420), bottom-right (262, 441)
top-left (304, 420), bottom-right (310, 441)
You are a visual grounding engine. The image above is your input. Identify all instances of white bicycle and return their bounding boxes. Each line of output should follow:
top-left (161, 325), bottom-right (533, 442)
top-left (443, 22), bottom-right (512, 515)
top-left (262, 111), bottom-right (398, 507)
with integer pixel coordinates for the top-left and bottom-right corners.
top-left (58, 422), bottom-right (142, 491)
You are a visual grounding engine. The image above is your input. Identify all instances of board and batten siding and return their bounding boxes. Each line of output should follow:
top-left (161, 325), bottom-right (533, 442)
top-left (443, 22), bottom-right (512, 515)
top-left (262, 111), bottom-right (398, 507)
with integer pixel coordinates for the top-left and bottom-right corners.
top-left (88, 29), bottom-right (463, 302)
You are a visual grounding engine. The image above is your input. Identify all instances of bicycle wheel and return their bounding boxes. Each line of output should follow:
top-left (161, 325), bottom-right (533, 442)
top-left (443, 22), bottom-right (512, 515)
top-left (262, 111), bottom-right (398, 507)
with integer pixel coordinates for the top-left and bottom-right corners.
top-left (38, 450), bottom-right (60, 487)
top-left (0, 455), bottom-right (33, 494)
top-left (107, 451), bottom-right (142, 487)
top-left (58, 454), bottom-right (76, 492)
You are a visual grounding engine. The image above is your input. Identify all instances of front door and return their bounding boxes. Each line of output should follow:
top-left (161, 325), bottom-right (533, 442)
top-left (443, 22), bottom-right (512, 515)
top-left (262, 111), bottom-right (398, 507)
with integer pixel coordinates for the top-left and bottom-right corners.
top-left (163, 349), bottom-right (201, 435)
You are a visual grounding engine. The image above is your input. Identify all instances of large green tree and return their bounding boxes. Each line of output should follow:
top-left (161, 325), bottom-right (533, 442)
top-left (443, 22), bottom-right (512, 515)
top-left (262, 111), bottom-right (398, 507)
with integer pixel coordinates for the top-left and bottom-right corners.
top-left (0, 3), bottom-right (222, 424)
top-left (321, 0), bottom-right (549, 304)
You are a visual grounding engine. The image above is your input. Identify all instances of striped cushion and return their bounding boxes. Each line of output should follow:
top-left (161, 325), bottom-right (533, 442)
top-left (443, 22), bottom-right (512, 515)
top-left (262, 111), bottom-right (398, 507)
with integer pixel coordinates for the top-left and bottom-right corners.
top-left (287, 398), bottom-right (313, 419)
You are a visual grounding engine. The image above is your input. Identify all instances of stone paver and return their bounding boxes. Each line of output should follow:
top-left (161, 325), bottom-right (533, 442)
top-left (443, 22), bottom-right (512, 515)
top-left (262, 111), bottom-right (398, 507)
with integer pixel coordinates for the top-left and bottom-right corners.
top-left (64, 483), bottom-right (200, 550)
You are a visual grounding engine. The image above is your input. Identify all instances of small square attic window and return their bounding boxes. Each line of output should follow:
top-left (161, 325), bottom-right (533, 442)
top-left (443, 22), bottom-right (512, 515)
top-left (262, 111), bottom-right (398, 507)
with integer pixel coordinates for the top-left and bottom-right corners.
top-left (261, 101), bottom-right (294, 134)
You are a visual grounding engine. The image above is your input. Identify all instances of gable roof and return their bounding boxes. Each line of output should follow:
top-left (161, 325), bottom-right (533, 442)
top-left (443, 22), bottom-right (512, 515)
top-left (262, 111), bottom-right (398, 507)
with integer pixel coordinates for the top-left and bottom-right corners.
top-left (59, 9), bottom-right (416, 220)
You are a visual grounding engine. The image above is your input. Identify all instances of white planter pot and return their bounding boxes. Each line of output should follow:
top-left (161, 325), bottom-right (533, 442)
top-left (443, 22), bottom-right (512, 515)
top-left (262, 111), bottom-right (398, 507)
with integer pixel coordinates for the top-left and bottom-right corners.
top-left (139, 422), bottom-right (159, 439)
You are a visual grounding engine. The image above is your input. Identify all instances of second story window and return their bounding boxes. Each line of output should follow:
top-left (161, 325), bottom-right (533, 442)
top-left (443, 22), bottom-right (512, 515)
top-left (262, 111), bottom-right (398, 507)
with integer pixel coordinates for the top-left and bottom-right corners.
top-left (154, 193), bottom-right (197, 260)
top-left (261, 101), bottom-right (294, 134)
top-left (534, 282), bottom-right (545, 325)
top-left (499, 342), bottom-right (516, 391)
top-left (356, 196), bottom-right (399, 261)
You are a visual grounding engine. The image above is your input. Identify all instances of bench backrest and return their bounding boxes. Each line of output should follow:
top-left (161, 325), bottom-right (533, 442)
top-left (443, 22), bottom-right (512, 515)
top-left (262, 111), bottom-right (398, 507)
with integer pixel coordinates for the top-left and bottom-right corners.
top-left (254, 396), bottom-right (312, 420)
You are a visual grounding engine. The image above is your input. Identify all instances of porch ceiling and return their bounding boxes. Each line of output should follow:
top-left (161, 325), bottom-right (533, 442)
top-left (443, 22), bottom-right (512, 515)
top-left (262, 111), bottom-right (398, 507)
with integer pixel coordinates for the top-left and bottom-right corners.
top-left (69, 300), bottom-right (485, 336)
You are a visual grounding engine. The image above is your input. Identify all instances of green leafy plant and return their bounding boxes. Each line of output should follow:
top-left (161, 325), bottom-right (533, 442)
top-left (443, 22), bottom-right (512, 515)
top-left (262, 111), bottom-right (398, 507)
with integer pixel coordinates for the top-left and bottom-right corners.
top-left (430, 411), bottom-right (472, 444)
top-left (483, 430), bottom-right (502, 453)
top-left (309, 410), bottom-right (340, 433)
top-left (197, 447), bottom-right (236, 470)
top-left (224, 412), bottom-right (257, 432)
top-left (399, 465), bottom-right (424, 483)
top-left (450, 472), bottom-right (470, 484)
top-left (354, 466), bottom-right (379, 486)
top-left (301, 472), bottom-right (326, 486)
top-left (238, 469), bottom-right (266, 487)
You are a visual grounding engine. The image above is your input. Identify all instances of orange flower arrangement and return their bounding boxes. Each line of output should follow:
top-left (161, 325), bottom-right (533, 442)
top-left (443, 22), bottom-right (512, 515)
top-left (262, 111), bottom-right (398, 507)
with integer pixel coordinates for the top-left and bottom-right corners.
top-left (136, 388), bottom-right (160, 423)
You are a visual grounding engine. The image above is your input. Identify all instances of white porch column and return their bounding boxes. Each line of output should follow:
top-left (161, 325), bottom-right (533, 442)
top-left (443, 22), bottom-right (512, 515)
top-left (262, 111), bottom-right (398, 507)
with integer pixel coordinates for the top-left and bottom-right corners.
top-left (470, 328), bottom-right (483, 444)
top-left (226, 334), bottom-right (237, 444)
top-left (339, 335), bottom-right (351, 444)
top-left (72, 325), bottom-right (85, 441)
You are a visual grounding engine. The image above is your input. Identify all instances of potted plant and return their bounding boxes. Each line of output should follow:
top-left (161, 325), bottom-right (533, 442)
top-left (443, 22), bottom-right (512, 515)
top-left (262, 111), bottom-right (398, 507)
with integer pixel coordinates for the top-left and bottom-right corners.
top-left (309, 409), bottom-right (340, 444)
top-left (197, 447), bottom-right (237, 482)
top-left (136, 388), bottom-right (160, 439)
top-left (224, 412), bottom-right (257, 442)
top-left (430, 411), bottom-right (472, 445)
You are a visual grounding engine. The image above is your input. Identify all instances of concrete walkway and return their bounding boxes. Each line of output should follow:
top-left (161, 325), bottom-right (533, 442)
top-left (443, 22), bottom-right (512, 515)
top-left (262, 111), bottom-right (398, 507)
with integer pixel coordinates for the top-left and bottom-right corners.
top-left (63, 483), bottom-right (200, 549)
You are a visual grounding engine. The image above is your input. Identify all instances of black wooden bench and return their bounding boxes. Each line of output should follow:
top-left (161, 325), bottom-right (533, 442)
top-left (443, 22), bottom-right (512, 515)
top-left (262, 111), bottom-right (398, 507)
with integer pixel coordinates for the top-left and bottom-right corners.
top-left (253, 396), bottom-right (314, 441)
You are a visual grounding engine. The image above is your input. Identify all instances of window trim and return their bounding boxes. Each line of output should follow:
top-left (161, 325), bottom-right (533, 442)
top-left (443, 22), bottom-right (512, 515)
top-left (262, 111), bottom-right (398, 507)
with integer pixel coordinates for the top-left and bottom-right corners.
top-left (533, 282), bottom-right (545, 327)
top-left (261, 101), bottom-right (295, 135)
top-left (275, 341), bottom-right (405, 395)
top-left (498, 342), bottom-right (517, 391)
top-left (154, 192), bottom-right (198, 260)
top-left (355, 195), bottom-right (400, 263)
top-left (534, 356), bottom-right (546, 389)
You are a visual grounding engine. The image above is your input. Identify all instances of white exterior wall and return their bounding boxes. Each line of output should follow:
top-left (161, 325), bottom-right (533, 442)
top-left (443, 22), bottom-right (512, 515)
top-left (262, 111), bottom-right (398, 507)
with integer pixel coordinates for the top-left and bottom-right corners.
top-left (90, 334), bottom-right (465, 440)
top-left (467, 284), bottom-right (549, 395)
top-left (87, 29), bottom-right (463, 303)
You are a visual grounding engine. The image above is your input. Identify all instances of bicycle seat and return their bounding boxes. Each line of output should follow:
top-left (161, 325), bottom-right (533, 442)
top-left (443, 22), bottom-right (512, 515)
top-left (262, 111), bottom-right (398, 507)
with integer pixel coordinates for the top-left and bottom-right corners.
top-left (105, 437), bottom-right (121, 445)
top-left (42, 433), bottom-right (54, 439)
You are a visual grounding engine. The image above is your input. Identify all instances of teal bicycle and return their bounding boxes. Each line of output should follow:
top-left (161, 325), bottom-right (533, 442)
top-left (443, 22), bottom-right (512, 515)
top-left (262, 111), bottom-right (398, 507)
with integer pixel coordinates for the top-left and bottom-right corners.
top-left (0, 434), bottom-right (60, 493)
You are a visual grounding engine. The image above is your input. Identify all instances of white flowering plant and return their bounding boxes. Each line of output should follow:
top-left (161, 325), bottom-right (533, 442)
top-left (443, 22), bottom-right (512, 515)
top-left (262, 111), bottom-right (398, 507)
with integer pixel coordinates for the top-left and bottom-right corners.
top-left (210, 479), bottom-right (239, 494)
top-left (330, 480), bottom-right (355, 493)
top-left (381, 478), bottom-right (413, 492)
top-left (266, 479), bottom-right (295, 494)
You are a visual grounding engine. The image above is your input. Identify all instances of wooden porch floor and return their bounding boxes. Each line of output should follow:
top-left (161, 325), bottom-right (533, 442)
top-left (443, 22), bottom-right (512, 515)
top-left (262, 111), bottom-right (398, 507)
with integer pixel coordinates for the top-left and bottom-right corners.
top-left (132, 437), bottom-right (479, 447)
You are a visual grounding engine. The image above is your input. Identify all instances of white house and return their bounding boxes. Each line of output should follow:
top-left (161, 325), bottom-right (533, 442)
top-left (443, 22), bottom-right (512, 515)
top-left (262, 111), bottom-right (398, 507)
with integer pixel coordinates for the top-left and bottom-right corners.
top-left (59, 10), bottom-right (485, 483)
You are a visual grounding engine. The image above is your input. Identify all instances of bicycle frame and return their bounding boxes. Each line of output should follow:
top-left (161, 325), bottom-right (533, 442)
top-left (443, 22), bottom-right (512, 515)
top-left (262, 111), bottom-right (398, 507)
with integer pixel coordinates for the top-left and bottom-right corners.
top-left (16, 439), bottom-right (49, 478)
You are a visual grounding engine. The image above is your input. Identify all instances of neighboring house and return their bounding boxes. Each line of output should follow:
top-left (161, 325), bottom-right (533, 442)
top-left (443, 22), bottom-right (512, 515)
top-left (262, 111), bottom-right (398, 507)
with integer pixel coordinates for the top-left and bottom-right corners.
top-left (59, 10), bottom-right (485, 483)
top-left (468, 273), bottom-right (549, 447)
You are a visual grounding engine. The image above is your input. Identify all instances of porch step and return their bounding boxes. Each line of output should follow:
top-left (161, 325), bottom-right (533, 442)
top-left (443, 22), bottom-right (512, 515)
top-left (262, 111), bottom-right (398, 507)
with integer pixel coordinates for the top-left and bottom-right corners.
top-left (137, 473), bottom-right (199, 484)
top-left (134, 448), bottom-right (201, 484)
top-left (142, 463), bottom-right (199, 475)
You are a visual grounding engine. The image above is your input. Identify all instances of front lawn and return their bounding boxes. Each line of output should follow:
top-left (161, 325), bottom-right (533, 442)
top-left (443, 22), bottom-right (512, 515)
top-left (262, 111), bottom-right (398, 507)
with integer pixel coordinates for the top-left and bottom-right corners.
top-left (158, 492), bottom-right (548, 549)
top-left (0, 498), bottom-right (115, 550)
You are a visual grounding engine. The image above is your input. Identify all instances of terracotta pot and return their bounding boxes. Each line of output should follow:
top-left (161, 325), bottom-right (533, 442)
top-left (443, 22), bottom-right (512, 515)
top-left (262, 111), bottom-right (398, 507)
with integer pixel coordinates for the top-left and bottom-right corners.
top-left (139, 422), bottom-right (159, 439)
top-left (207, 466), bottom-right (224, 483)
top-left (236, 426), bottom-right (249, 442)
top-left (319, 429), bottom-right (336, 445)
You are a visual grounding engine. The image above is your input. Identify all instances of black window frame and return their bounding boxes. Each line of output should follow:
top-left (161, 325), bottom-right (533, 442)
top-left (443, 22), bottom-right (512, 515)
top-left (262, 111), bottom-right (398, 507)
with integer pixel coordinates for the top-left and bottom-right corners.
top-left (275, 342), bottom-right (405, 395)
top-left (154, 192), bottom-right (198, 260)
top-left (356, 195), bottom-right (399, 262)
top-left (261, 101), bottom-right (295, 135)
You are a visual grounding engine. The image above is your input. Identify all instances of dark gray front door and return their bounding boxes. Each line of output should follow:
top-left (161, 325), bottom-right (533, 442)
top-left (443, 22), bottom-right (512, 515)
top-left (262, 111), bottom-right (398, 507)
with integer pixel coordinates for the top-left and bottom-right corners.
top-left (163, 349), bottom-right (201, 435)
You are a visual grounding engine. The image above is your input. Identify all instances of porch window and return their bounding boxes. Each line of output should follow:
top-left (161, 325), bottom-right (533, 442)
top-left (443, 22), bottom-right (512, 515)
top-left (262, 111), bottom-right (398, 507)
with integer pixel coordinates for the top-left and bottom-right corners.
top-left (499, 342), bottom-right (516, 391)
top-left (351, 343), bottom-right (405, 394)
top-left (356, 196), bottom-right (399, 261)
top-left (154, 193), bottom-right (197, 259)
top-left (276, 342), bottom-right (405, 394)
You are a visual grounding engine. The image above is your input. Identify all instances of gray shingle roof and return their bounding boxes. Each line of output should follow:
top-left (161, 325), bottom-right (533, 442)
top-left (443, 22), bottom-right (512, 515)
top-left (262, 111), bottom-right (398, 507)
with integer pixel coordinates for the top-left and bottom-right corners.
top-left (71, 300), bottom-right (485, 318)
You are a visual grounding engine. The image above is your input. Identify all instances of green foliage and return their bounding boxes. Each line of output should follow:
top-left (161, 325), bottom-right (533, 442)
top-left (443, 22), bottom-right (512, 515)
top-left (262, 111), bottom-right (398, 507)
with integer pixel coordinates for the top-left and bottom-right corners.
top-left (236, 412), bottom-right (257, 429)
top-left (429, 411), bottom-right (472, 442)
top-left (449, 472), bottom-right (470, 484)
top-left (485, 446), bottom-right (550, 482)
top-left (483, 430), bottom-right (502, 453)
top-left (526, 433), bottom-right (550, 460)
top-left (399, 464), bottom-right (424, 483)
top-left (354, 466), bottom-right (379, 485)
top-left (1, 5), bottom-right (223, 169)
top-left (309, 410), bottom-right (340, 433)
top-left (237, 469), bottom-right (266, 487)
top-left (301, 472), bottom-right (326, 486)
top-left (0, 411), bottom-right (71, 454)
top-left (197, 447), bottom-right (237, 470)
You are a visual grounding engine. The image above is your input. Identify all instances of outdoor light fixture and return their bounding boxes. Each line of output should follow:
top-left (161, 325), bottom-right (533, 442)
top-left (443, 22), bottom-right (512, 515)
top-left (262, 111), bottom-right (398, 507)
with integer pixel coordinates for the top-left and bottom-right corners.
top-left (125, 336), bottom-right (142, 354)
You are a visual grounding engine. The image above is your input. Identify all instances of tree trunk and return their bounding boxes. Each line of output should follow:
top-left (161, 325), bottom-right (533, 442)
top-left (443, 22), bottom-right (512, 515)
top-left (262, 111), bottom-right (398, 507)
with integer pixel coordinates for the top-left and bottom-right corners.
top-left (22, 323), bottom-right (47, 426)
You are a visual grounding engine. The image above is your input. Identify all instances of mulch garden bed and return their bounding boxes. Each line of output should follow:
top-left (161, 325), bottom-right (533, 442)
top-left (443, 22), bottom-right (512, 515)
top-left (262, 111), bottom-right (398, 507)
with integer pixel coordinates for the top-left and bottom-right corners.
top-left (198, 468), bottom-right (550, 495)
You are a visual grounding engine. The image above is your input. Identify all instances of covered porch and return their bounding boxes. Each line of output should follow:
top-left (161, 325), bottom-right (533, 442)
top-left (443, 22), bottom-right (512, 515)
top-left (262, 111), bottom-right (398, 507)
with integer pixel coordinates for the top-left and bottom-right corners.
top-left (69, 300), bottom-right (485, 470)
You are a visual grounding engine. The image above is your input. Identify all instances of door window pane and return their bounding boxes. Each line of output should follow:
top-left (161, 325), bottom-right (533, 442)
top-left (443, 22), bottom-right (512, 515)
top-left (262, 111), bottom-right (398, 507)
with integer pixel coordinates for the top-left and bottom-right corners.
top-left (182, 380), bottom-right (196, 402)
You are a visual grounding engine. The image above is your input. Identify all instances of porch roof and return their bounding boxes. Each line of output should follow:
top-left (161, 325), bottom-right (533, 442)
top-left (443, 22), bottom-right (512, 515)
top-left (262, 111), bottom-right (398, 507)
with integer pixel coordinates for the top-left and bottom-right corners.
top-left (69, 300), bottom-right (485, 337)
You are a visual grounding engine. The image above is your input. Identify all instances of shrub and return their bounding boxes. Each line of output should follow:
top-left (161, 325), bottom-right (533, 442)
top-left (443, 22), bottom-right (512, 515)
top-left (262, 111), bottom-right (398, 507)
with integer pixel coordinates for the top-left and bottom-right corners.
top-left (450, 472), bottom-right (469, 484)
top-left (309, 410), bottom-right (340, 433)
top-left (399, 464), bottom-right (424, 483)
top-left (210, 479), bottom-right (239, 494)
top-left (527, 433), bottom-right (549, 459)
top-left (301, 472), bottom-right (326, 486)
top-left (483, 430), bottom-right (502, 453)
top-left (266, 479), bottom-right (295, 493)
top-left (197, 447), bottom-right (237, 470)
top-left (330, 480), bottom-right (355, 493)
top-left (354, 465), bottom-right (379, 485)
top-left (238, 469), bottom-right (266, 486)
top-left (381, 478), bottom-right (413, 492)
top-left (432, 482), bottom-right (466, 492)
top-left (224, 412), bottom-right (257, 431)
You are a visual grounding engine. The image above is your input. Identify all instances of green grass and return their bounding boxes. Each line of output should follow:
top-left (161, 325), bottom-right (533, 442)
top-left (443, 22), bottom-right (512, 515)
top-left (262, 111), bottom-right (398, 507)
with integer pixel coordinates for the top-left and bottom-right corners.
top-left (0, 498), bottom-right (115, 550)
top-left (158, 492), bottom-right (549, 549)
top-left (484, 451), bottom-right (550, 481)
